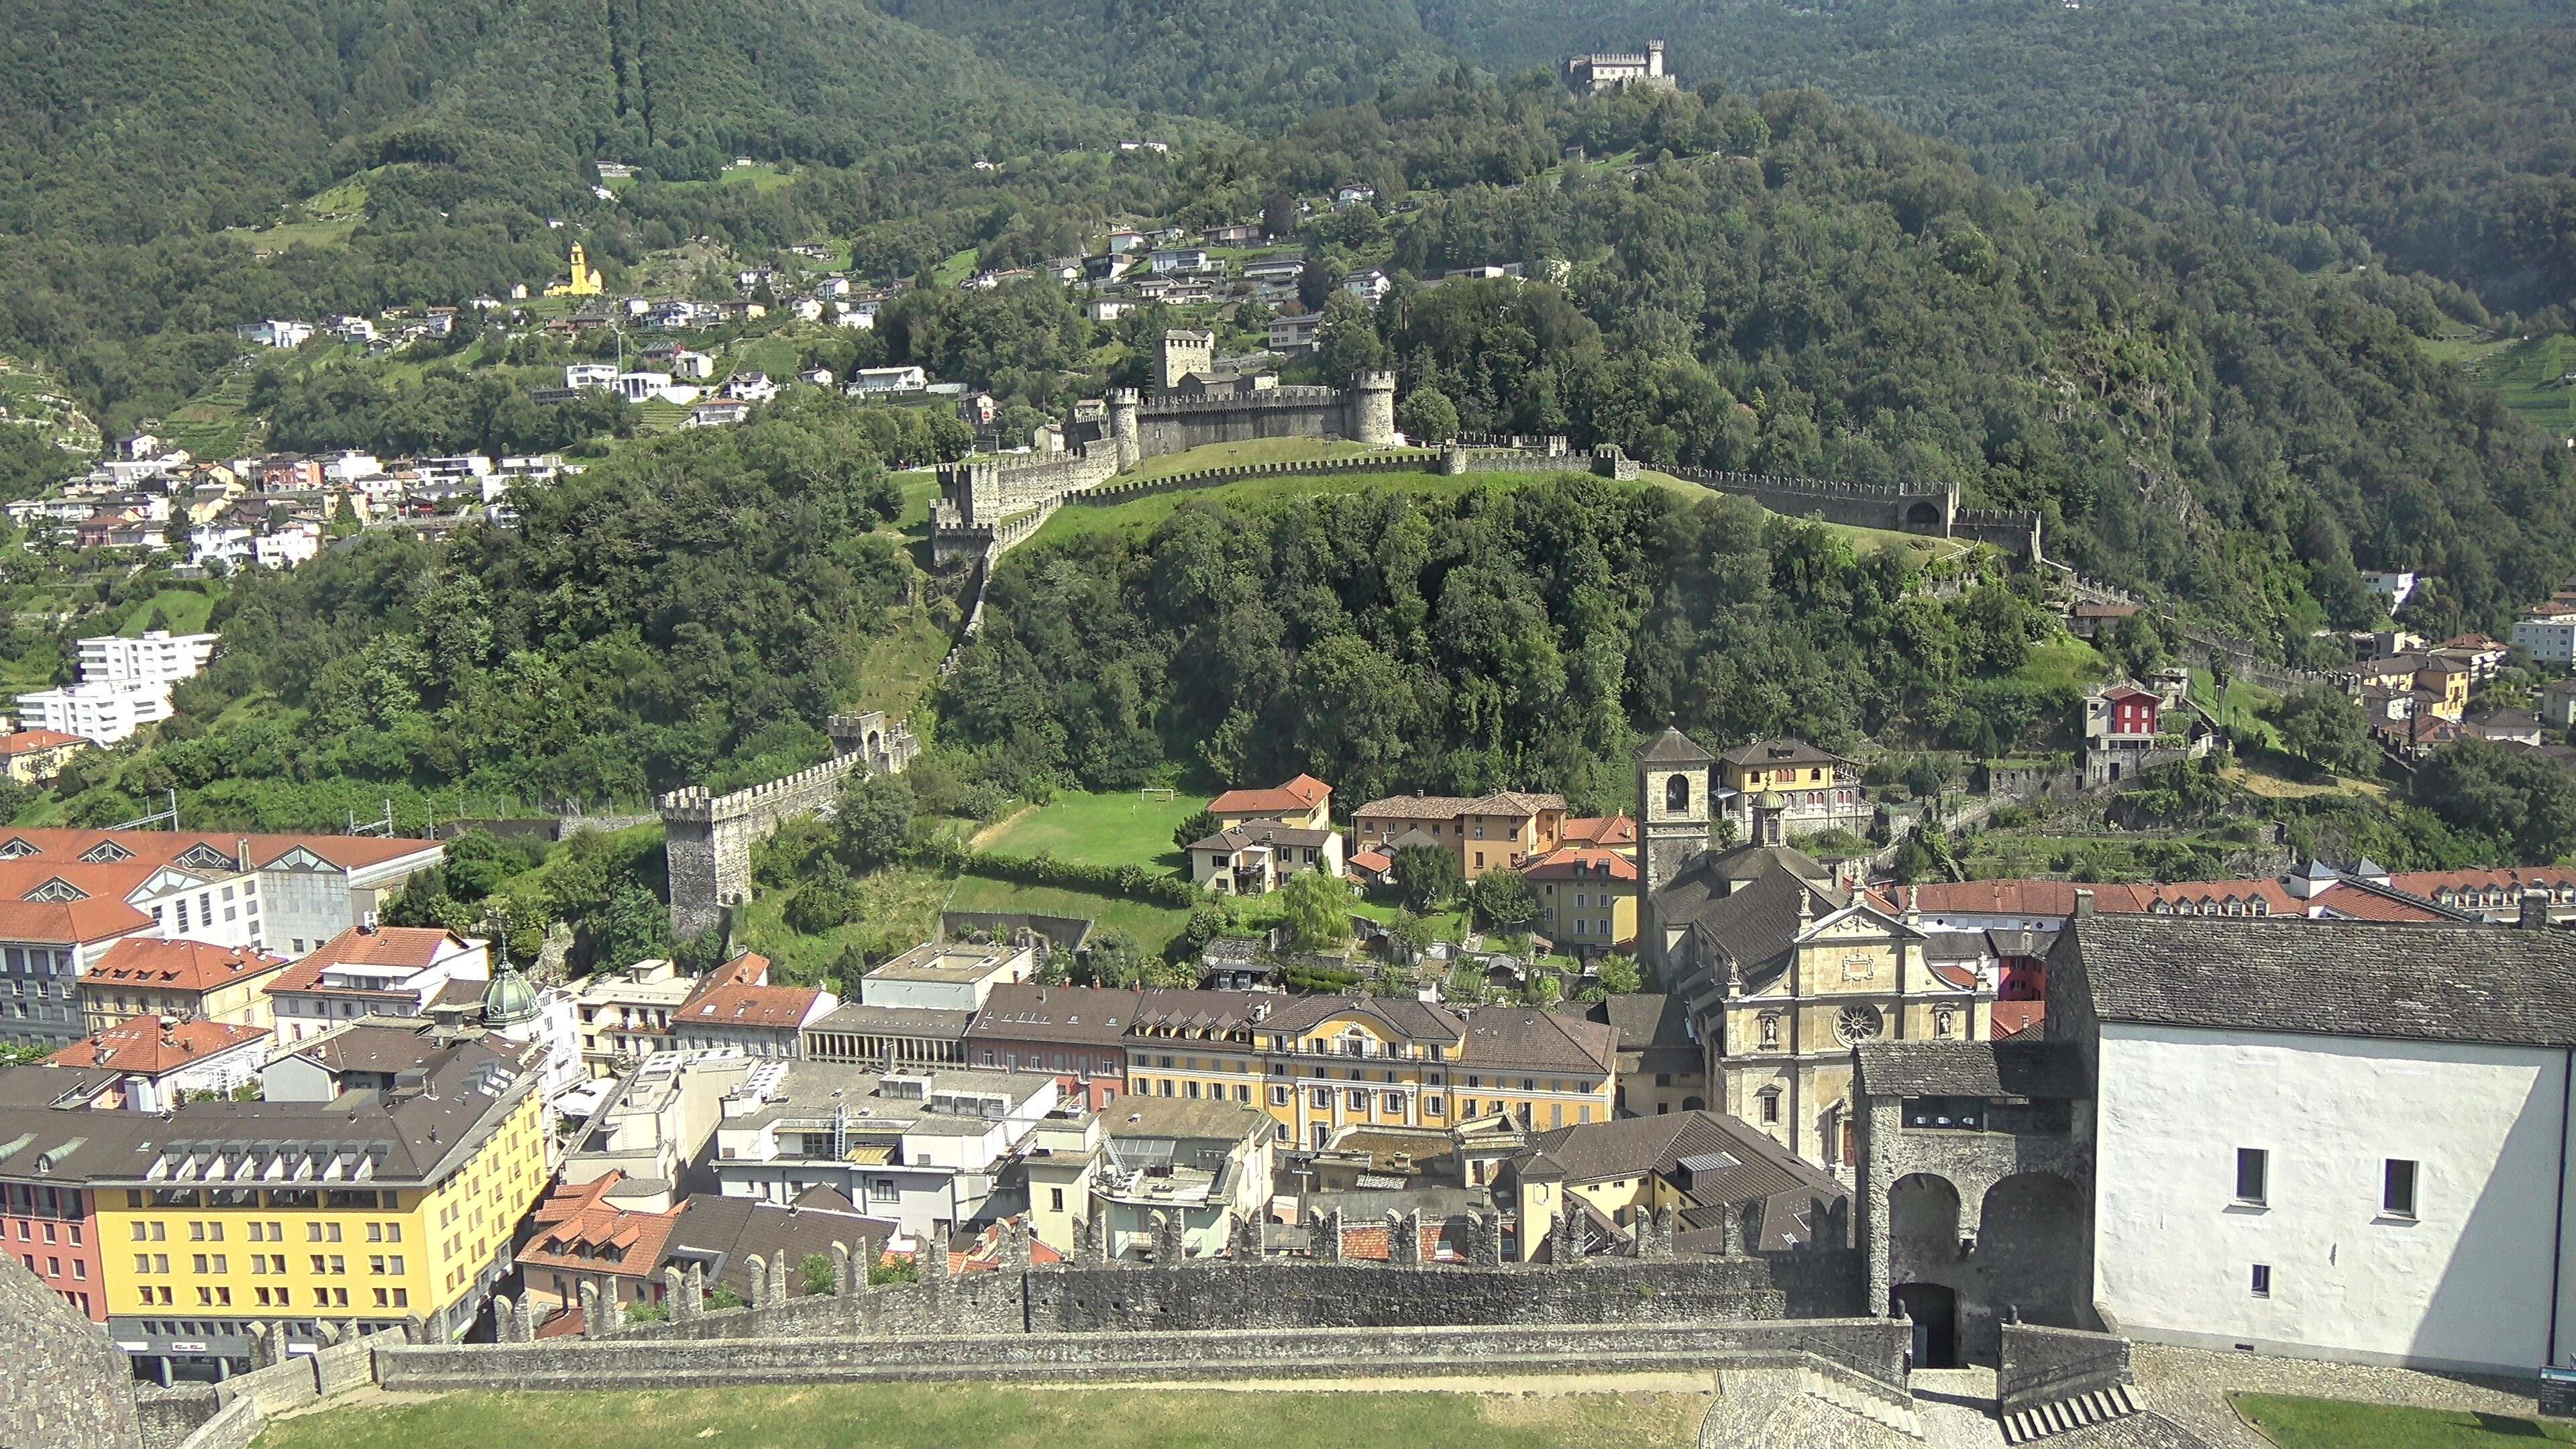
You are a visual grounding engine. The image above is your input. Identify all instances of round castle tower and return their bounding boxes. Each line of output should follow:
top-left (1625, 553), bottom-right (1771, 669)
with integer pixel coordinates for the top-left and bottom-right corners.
top-left (1108, 388), bottom-right (1141, 470)
top-left (1352, 371), bottom-right (1398, 447)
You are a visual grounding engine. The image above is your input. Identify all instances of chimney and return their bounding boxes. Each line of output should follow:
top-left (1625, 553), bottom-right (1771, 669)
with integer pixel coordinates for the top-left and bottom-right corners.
top-left (2072, 889), bottom-right (2095, 920)
top-left (236, 837), bottom-right (253, 873)
top-left (2520, 890), bottom-right (2549, 931)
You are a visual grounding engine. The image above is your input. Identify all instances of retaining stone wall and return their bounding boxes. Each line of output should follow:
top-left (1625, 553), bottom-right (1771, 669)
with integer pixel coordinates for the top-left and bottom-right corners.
top-left (167, 1398), bottom-right (258, 1449)
top-left (1665, 464), bottom-right (1960, 537)
top-left (376, 1316), bottom-right (1911, 1393)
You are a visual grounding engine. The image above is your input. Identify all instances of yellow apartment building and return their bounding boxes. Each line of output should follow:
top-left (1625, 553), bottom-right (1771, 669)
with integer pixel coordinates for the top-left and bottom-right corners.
top-left (91, 1035), bottom-right (547, 1381)
top-left (1123, 991), bottom-right (1619, 1152)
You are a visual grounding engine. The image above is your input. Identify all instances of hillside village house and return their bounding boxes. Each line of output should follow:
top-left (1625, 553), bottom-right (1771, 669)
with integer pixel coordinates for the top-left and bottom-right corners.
top-left (1524, 843), bottom-right (1635, 955)
top-left (574, 956), bottom-right (696, 1076)
top-left (1207, 774), bottom-right (1332, 830)
top-left (1350, 790), bottom-right (1568, 879)
top-left (1715, 738), bottom-right (1867, 845)
top-left (0, 729), bottom-right (87, 784)
top-left (1188, 822), bottom-right (1343, 895)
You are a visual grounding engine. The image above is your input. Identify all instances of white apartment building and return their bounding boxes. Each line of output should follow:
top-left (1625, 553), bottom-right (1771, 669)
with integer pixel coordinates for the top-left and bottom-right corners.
top-left (858, 941), bottom-right (1034, 1013)
top-left (14, 679), bottom-right (174, 745)
top-left (2512, 608), bottom-right (2576, 669)
top-left (710, 1063), bottom-right (1057, 1238)
top-left (2064, 914), bottom-right (2576, 1376)
top-left (264, 924), bottom-right (491, 1043)
top-left (80, 630), bottom-right (216, 686)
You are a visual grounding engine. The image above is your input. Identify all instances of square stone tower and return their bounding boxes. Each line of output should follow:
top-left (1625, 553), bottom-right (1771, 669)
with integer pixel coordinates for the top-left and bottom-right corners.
top-left (1156, 329), bottom-right (1216, 394)
top-left (1635, 727), bottom-right (1716, 953)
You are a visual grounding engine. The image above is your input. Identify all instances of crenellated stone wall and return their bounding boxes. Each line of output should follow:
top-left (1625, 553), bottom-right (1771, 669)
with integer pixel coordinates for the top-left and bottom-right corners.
top-left (657, 716), bottom-right (918, 941)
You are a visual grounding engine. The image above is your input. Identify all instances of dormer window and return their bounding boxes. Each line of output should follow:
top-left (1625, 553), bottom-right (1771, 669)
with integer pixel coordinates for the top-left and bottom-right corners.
top-left (80, 841), bottom-right (135, 863)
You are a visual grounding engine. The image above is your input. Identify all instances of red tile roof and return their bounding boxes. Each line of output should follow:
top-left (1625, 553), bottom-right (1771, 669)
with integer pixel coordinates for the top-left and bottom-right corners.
top-left (1561, 816), bottom-right (1636, 846)
top-left (2388, 866), bottom-right (2576, 899)
top-left (87, 938), bottom-right (286, 993)
top-left (47, 1016), bottom-right (269, 1073)
top-left (266, 926), bottom-right (472, 995)
top-left (1209, 773), bottom-right (1332, 816)
top-left (1991, 1001), bottom-right (2047, 1040)
top-left (1522, 845), bottom-right (1638, 881)
top-left (682, 983), bottom-right (824, 1031)
top-left (1349, 850), bottom-right (1391, 873)
top-left (0, 729), bottom-right (87, 756)
top-left (0, 895), bottom-right (155, 945)
top-left (516, 1172), bottom-right (684, 1279)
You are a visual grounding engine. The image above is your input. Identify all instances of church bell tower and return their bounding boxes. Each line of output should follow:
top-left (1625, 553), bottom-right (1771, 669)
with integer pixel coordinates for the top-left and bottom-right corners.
top-left (1635, 726), bottom-right (1715, 965)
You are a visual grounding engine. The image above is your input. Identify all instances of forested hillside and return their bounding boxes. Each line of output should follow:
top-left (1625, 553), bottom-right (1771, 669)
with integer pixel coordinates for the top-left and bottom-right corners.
top-left (1425, 0), bottom-right (2576, 319)
top-left (0, 0), bottom-right (1136, 244)
top-left (873, 0), bottom-right (1450, 131)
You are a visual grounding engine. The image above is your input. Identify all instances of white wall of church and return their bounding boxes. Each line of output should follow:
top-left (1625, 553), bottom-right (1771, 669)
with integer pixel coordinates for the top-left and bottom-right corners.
top-left (2093, 1021), bottom-right (2576, 1374)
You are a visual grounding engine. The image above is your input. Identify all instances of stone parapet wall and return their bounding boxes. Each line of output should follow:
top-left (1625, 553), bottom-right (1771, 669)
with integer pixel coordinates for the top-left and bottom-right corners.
top-left (136, 1388), bottom-right (222, 1449)
top-left (167, 1398), bottom-right (259, 1449)
top-left (378, 1316), bottom-right (1910, 1393)
top-left (1997, 1320), bottom-right (2133, 1413)
top-left (1026, 1254), bottom-right (1859, 1333)
top-left (657, 750), bottom-right (874, 940)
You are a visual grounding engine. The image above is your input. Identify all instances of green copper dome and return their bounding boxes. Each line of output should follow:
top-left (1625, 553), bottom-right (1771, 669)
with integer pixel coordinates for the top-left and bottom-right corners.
top-left (482, 967), bottom-right (541, 1027)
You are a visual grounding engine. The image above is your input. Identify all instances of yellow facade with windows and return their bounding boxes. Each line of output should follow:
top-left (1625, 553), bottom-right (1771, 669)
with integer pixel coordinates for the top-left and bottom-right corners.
top-left (94, 1051), bottom-right (549, 1366)
top-left (1124, 999), bottom-right (1617, 1155)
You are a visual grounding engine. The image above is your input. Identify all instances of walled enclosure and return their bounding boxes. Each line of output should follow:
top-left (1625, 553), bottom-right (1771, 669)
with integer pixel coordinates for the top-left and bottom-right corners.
top-left (657, 712), bottom-right (916, 941)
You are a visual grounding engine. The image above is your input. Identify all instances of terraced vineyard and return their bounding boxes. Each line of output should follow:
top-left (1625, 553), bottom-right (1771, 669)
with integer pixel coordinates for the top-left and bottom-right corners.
top-left (156, 361), bottom-right (266, 458)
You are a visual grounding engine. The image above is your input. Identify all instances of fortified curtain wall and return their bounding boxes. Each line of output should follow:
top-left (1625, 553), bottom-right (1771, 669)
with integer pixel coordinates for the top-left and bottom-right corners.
top-left (657, 712), bottom-right (918, 941)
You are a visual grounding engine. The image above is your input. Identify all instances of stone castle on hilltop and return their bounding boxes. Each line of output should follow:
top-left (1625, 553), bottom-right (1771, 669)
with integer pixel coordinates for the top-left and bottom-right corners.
top-left (932, 329), bottom-right (1398, 553)
top-left (1566, 42), bottom-right (1679, 95)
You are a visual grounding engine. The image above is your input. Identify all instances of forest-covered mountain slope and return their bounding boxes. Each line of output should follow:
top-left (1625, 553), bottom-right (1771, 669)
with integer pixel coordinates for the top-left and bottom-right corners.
top-left (1425, 0), bottom-right (2576, 319)
top-left (870, 0), bottom-right (1452, 131)
top-left (0, 0), bottom-right (1139, 245)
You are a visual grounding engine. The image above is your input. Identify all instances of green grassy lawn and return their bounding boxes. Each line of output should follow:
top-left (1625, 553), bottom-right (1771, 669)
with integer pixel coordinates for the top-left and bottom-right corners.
top-left (944, 871), bottom-right (1195, 957)
top-left (731, 335), bottom-right (804, 382)
top-left (930, 248), bottom-right (980, 289)
top-left (250, 1384), bottom-right (1707, 1449)
top-left (891, 470), bottom-right (942, 533)
top-left (2011, 634), bottom-right (2110, 694)
top-left (1349, 897), bottom-right (1470, 943)
top-left (2427, 330), bottom-right (2576, 439)
top-left (1031, 466), bottom-right (1490, 548)
top-left (117, 588), bottom-right (217, 636)
top-left (2231, 1392), bottom-right (2576, 1448)
top-left (975, 789), bottom-right (1206, 870)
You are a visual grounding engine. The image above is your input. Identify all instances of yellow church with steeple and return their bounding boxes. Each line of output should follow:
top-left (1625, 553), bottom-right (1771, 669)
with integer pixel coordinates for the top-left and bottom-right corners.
top-left (545, 242), bottom-right (602, 297)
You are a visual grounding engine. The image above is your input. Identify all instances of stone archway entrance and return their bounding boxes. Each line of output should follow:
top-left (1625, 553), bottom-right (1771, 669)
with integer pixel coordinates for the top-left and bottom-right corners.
top-left (1904, 499), bottom-right (1943, 531)
top-left (1892, 1282), bottom-right (1959, 1367)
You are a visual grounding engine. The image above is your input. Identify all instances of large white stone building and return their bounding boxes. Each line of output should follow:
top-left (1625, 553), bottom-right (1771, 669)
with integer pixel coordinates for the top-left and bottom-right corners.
top-left (2057, 913), bottom-right (2576, 1375)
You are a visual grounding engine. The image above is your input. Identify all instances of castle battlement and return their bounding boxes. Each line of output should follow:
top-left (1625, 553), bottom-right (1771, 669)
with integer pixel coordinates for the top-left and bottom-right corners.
top-left (1140, 386), bottom-right (1347, 415)
top-left (1671, 466), bottom-right (1954, 502)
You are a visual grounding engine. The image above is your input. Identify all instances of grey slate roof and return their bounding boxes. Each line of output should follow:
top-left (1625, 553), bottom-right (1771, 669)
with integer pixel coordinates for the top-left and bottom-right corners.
top-left (1637, 727), bottom-right (1716, 765)
top-left (2060, 914), bottom-right (2576, 1048)
top-left (1851, 1040), bottom-right (2087, 1099)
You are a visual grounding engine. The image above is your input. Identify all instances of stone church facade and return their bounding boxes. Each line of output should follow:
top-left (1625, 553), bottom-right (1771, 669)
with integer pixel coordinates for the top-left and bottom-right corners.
top-left (1633, 727), bottom-right (1998, 1171)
